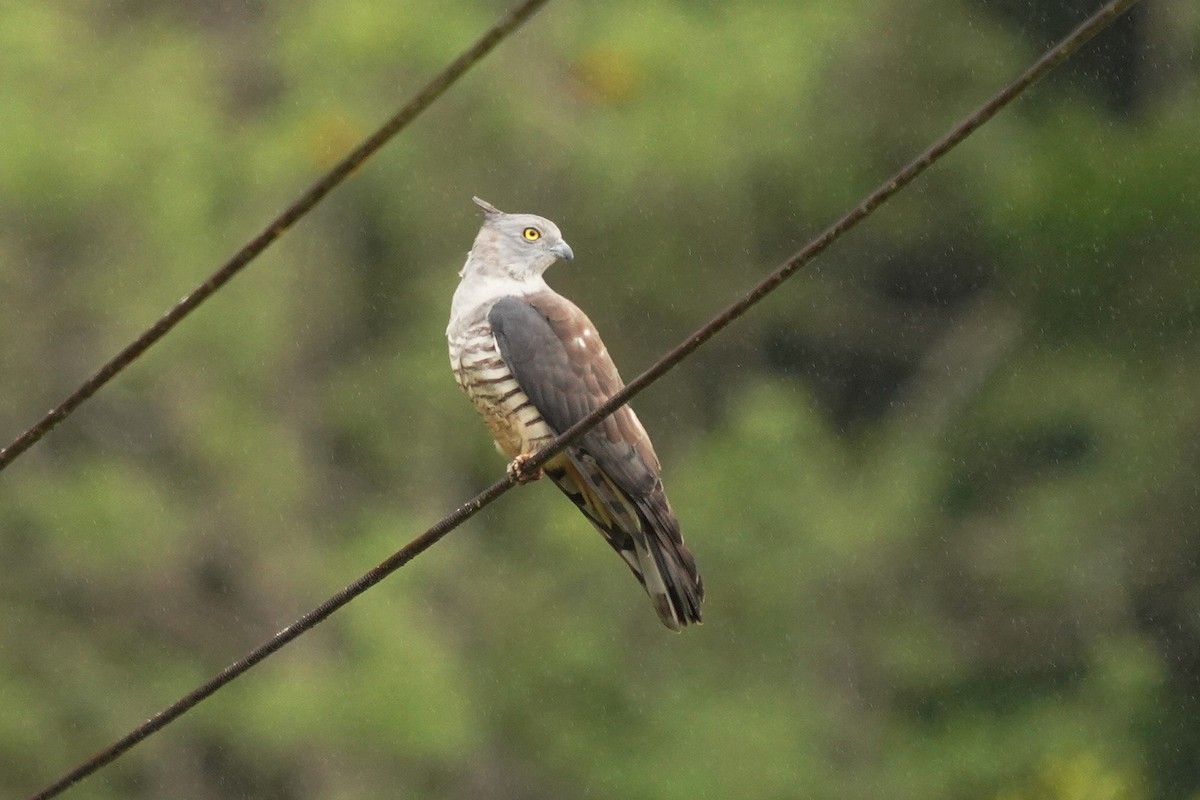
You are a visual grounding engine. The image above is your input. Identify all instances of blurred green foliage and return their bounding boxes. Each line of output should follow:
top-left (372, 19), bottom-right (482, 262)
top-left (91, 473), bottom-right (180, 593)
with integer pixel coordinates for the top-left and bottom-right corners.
top-left (1, 0), bottom-right (1198, 797)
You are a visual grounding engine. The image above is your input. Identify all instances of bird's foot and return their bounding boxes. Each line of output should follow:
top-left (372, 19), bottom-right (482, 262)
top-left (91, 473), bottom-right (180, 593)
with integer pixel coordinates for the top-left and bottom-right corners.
top-left (507, 453), bottom-right (543, 484)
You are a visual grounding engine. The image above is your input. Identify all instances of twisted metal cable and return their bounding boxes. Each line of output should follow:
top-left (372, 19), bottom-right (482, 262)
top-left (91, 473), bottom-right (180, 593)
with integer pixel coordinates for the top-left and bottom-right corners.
top-left (0, 0), bottom-right (552, 474)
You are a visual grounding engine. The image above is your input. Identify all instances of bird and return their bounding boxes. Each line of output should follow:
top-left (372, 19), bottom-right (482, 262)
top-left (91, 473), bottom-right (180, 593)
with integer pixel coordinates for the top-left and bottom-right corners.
top-left (446, 197), bottom-right (704, 630)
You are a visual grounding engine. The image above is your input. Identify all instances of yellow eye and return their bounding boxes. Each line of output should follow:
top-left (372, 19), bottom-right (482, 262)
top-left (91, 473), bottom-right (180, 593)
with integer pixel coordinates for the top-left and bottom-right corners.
top-left (522, 227), bottom-right (541, 241)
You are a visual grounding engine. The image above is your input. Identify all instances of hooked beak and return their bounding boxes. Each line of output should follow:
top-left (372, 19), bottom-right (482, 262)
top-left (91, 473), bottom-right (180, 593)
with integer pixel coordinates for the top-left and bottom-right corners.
top-left (550, 240), bottom-right (575, 262)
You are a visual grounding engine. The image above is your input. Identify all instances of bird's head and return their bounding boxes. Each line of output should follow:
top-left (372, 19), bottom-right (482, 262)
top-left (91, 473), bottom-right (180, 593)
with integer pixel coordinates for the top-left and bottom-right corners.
top-left (466, 196), bottom-right (574, 280)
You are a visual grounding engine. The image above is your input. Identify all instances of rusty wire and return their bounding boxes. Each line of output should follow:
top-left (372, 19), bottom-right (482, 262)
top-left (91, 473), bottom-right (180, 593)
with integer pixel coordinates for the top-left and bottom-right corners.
top-left (0, 0), bottom-right (552, 474)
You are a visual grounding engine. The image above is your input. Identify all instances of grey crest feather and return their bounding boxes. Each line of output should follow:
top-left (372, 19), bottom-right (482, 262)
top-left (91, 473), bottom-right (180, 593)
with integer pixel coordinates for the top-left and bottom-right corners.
top-left (473, 196), bottom-right (502, 216)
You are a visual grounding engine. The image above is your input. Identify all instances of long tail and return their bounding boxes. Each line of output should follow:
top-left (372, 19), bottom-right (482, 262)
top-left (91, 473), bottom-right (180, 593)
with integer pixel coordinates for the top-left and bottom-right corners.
top-left (546, 456), bottom-right (704, 631)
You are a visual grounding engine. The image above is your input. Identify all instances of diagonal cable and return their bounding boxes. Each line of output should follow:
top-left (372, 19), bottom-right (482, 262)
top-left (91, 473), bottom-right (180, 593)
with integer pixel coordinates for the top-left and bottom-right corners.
top-left (24, 0), bottom-right (1141, 797)
top-left (0, 0), bottom-right (552, 474)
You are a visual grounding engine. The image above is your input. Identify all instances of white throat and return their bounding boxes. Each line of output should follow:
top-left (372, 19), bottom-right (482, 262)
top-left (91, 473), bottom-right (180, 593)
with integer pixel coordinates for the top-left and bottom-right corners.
top-left (447, 253), bottom-right (550, 336)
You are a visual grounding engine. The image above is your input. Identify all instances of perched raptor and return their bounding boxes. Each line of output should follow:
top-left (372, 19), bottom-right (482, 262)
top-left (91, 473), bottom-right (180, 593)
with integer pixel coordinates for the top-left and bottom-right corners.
top-left (446, 197), bottom-right (704, 630)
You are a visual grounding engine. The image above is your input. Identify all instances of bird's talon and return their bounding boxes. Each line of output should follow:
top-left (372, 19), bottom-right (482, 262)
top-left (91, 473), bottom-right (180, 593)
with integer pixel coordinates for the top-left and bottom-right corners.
top-left (507, 453), bottom-right (543, 484)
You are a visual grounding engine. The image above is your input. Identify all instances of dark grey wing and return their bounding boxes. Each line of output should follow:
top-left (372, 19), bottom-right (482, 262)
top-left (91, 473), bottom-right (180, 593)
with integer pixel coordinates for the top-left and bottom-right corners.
top-left (488, 292), bottom-right (659, 496)
top-left (488, 291), bottom-right (703, 630)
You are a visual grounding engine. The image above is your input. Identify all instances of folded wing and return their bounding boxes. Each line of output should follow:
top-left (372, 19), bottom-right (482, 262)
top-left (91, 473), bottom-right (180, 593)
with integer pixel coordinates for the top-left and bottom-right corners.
top-left (488, 292), bottom-right (704, 630)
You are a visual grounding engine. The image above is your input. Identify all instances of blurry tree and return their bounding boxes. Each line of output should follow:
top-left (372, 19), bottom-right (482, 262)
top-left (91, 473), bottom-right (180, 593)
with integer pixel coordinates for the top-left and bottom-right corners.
top-left (0, 1), bottom-right (1197, 799)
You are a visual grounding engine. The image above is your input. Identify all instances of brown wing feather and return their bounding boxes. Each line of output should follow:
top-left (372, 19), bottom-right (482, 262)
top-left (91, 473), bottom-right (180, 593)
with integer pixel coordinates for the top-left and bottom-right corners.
top-left (488, 292), bottom-right (704, 629)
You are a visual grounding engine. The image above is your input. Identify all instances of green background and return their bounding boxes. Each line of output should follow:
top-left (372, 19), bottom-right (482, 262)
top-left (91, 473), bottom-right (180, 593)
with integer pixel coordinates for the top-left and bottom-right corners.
top-left (2, 0), bottom-right (1198, 797)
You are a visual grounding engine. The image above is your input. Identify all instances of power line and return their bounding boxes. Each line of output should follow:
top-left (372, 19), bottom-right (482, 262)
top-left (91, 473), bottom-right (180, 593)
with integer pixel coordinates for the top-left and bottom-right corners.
top-left (23, 0), bottom-right (1142, 797)
top-left (516, 0), bottom-right (1142, 482)
top-left (0, 0), bottom-right (552, 475)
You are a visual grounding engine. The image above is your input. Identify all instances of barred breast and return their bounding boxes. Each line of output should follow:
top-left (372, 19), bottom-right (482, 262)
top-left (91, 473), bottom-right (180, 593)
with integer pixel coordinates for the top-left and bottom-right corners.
top-left (448, 322), bottom-right (556, 458)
